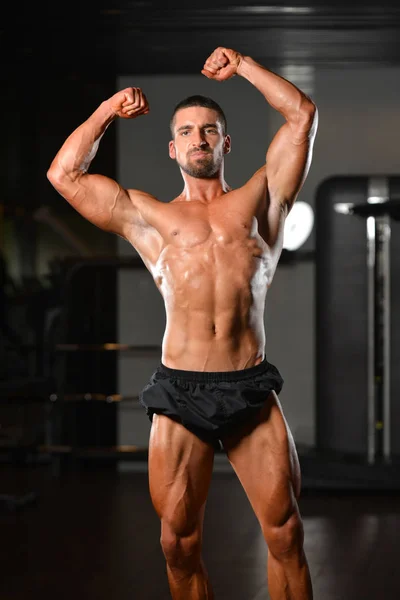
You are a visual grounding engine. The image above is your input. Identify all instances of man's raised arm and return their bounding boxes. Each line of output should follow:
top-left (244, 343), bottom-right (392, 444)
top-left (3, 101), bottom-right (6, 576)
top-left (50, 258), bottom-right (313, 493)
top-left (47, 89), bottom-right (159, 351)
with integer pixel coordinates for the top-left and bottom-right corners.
top-left (47, 87), bottom-right (150, 238)
top-left (202, 48), bottom-right (318, 212)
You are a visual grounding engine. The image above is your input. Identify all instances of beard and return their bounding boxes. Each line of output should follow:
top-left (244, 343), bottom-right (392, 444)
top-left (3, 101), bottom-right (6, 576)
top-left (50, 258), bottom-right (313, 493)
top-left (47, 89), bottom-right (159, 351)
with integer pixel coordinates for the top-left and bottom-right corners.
top-left (178, 151), bottom-right (222, 179)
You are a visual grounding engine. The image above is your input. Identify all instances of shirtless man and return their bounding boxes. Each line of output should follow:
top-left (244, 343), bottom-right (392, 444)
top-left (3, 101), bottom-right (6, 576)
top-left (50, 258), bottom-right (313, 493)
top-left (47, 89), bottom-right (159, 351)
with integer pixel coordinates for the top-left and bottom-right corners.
top-left (47, 47), bottom-right (318, 600)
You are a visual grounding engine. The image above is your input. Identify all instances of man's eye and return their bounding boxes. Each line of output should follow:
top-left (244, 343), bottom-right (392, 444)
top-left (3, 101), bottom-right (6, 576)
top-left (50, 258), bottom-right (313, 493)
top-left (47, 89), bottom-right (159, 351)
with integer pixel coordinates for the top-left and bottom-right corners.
top-left (181, 130), bottom-right (190, 136)
top-left (205, 128), bottom-right (217, 134)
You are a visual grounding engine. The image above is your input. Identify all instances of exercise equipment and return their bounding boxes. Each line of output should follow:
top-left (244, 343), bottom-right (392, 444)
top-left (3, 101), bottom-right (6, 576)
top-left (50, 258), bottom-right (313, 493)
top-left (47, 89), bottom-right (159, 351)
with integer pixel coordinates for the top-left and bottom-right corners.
top-left (309, 175), bottom-right (400, 489)
top-left (334, 184), bottom-right (400, 463)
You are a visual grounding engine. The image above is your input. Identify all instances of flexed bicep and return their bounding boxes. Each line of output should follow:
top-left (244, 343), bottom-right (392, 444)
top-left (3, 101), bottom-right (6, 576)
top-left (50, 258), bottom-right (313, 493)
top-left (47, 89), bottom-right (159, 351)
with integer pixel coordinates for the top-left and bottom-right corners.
top-left (47, 86), bottom-right (151, 238)
top-left (48, 169), bottom-right (137, 237)
top-left (266, 105), bottom-right (318, 212)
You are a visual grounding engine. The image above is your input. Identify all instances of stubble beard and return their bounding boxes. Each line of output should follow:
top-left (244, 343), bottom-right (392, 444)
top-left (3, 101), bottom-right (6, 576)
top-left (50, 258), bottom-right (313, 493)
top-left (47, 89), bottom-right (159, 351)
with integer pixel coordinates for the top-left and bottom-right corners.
top-left (179, 152), bottom-right (222, 179)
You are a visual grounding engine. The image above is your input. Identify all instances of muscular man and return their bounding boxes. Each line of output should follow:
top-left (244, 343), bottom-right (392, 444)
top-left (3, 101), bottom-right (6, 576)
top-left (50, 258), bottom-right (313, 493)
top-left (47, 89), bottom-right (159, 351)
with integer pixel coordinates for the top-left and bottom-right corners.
top-left (47, 47), bottom-right (318, 600)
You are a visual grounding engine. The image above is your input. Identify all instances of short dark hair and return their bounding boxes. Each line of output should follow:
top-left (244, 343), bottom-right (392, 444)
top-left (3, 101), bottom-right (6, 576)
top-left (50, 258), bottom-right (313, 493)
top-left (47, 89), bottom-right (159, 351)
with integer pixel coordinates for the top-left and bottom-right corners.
top-left (170, 95), bottom-right (227, 136)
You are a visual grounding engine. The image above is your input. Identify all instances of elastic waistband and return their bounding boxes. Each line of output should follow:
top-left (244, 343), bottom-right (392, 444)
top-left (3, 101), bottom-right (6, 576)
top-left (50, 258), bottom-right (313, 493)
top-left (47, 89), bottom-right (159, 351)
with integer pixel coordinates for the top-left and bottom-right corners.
top-left (157, 357), bottom-right (269, 383)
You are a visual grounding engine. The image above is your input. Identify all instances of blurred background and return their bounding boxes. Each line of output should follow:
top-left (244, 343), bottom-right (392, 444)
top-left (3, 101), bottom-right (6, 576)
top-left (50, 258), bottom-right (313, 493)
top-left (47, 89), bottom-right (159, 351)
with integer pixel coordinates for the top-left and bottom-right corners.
top-left (1, 2), bottom-right (400, 599)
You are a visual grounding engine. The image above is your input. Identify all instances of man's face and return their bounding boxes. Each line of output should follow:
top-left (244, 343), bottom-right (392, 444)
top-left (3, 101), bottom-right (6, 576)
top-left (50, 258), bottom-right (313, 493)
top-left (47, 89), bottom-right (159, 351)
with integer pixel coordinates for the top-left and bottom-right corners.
top-left (169, 106), bottom-right (230, 178)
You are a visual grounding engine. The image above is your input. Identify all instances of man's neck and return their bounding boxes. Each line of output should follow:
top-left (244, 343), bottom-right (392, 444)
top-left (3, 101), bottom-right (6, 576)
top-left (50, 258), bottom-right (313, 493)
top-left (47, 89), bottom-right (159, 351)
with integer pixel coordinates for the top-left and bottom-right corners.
top-left (178, 174), bottom-right (231, 204)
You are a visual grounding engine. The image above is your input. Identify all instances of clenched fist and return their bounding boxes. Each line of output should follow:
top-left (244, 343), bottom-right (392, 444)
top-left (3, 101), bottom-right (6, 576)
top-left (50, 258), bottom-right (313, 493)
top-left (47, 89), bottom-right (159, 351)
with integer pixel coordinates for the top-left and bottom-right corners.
top-left (108, 87), bottom-right (149, 119)
top-left (201, 47), bottom-right (243, 81)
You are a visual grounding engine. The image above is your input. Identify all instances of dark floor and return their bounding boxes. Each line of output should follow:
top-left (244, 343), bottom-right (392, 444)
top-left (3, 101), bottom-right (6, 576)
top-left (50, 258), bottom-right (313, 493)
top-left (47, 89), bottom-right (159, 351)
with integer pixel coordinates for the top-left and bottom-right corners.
top-left (1, 460), bottom-right (400, 600)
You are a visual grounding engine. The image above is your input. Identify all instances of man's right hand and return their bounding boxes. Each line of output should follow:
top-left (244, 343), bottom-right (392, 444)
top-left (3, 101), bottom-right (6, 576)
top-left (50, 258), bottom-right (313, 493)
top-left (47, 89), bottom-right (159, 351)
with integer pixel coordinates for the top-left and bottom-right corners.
top-left (109, 87), bottom-right (150, 119)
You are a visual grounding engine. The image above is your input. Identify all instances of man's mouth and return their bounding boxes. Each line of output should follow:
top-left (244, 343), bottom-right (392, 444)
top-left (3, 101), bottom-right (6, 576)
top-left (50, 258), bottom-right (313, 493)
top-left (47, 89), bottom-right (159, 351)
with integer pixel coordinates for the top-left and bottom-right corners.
top-left (190, 151), bottom-right (210, 158)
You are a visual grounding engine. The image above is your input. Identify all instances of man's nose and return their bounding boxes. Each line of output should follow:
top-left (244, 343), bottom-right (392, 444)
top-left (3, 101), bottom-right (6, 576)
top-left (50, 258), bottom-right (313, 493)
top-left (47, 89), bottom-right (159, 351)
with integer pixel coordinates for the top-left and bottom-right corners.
top-left (191, 131), bottom-right (208, 147)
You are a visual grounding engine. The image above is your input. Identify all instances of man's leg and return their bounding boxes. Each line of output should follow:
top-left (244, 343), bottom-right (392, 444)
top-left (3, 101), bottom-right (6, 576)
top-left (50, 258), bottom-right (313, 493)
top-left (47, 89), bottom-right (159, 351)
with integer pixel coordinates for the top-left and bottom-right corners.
top-left (148, 414), bottom-right (215, 600)
top-left (221, 392), bottom-right (313, 600)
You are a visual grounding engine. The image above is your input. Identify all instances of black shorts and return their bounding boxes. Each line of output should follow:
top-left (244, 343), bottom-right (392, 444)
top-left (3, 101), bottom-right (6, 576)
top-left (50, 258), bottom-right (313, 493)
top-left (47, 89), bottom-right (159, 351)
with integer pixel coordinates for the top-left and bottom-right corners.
top-left (139, 358), bottom-right (284, 448)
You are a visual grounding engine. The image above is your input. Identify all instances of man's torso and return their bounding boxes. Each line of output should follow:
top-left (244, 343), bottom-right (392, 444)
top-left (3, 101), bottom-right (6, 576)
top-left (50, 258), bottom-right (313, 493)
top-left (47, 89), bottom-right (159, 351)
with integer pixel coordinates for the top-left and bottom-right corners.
top-left (126, 167), bottom-right (286, 371)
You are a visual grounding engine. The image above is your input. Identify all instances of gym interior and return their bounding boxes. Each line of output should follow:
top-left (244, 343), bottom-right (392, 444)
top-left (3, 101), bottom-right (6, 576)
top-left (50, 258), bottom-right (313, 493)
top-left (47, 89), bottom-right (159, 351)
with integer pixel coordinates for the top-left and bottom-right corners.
top-left (2, 3), bottom-right (400, 599)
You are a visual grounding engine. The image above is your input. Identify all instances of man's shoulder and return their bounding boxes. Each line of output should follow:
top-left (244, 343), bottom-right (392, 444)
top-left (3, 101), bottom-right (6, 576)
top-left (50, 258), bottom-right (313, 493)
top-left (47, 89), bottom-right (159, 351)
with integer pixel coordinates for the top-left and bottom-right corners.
top-left (127, 188), bottom-right (161, 203)
top-left (233, 165), bottom-right (267, 196)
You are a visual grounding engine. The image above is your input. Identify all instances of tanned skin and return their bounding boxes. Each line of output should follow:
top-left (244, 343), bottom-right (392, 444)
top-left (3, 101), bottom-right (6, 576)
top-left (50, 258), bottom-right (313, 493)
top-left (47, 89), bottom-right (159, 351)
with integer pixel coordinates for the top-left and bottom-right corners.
top-left (47, 47), bottom-right (318, 599)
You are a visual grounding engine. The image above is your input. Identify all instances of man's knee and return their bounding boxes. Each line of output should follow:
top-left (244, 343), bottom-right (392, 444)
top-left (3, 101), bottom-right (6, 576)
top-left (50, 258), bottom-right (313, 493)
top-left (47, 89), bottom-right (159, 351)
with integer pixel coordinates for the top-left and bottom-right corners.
top-left (160, 520), bottom-right (202, 571)
top-left (263, 511), bottom-right (305, 562)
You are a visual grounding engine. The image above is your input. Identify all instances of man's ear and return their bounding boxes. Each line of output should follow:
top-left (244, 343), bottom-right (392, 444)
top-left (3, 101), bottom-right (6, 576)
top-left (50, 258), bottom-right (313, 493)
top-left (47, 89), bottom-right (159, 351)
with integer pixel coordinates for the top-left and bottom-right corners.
top-left (169, 140), bottom-right (176, 159)
top-left (224, 134), bottom-right (231, 155)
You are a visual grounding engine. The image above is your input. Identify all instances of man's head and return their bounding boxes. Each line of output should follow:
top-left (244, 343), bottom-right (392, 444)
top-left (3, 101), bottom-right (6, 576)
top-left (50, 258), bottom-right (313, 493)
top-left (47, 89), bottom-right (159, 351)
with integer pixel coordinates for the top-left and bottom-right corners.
top-left (169, 95), bottom-right (231, 179)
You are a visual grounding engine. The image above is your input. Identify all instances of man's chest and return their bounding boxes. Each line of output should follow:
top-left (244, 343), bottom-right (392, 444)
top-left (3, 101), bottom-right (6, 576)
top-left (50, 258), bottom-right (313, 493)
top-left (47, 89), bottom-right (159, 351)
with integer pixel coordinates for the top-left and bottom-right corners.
top-left (162, 194), bottom-right (267, 249)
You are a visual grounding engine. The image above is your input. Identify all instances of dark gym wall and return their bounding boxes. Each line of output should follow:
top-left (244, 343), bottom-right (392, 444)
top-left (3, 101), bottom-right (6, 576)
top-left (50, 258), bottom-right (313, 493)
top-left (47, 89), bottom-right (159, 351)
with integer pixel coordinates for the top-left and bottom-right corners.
top-left (1, 72), bottom-right (120, 447)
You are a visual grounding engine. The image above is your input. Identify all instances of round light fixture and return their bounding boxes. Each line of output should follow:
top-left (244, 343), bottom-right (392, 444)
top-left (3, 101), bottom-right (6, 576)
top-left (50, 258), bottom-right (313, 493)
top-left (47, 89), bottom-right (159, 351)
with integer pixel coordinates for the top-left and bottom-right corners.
top-left (283, 201), bottom-right (314, 251)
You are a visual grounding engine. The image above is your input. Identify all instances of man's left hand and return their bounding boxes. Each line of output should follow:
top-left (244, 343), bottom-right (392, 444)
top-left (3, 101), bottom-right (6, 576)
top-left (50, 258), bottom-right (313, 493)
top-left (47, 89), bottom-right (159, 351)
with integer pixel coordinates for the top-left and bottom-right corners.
top-left (201, 47), bottom-right (243, 81)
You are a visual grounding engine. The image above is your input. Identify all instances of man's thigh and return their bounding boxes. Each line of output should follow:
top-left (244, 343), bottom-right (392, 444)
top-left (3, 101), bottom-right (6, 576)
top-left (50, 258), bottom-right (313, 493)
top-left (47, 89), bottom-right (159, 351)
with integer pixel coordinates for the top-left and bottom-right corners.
top-left (148, 414), bottom-right (215, 531)
top-left (220, 392), bottom-right (301, 524)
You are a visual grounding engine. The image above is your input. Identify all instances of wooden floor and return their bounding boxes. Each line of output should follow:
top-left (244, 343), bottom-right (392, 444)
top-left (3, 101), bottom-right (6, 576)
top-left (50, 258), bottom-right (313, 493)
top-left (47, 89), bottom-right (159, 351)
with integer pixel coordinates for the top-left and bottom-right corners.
top-left (1, 460), bottom-right (400, 600)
